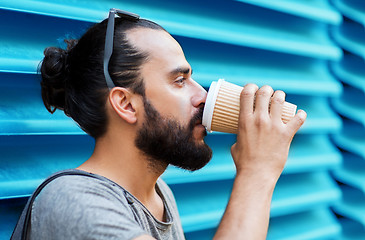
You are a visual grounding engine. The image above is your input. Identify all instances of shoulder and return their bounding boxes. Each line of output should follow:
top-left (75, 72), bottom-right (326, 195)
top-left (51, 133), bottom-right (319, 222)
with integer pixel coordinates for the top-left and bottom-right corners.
top-left (32, 173), bottom-right (133, 222)
top-left (30, 172), bottom-right (146, 239)
top-left (36, 172), bottom-right (130, 209)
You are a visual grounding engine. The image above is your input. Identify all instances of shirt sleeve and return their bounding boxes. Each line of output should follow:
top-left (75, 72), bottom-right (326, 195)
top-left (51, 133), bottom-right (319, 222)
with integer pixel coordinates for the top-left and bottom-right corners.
top-left (30, 175), bottom-right (147, 240)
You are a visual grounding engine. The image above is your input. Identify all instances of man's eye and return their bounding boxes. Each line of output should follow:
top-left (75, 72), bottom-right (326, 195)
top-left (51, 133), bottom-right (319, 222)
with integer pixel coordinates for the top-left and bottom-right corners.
top-left (175, 77), bottom-right (186, 85)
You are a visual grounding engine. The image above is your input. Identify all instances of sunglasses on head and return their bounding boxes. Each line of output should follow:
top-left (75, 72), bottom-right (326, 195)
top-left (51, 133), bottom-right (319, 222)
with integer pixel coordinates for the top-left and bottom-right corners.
top-left (104, 8), bottom-right (140, 89)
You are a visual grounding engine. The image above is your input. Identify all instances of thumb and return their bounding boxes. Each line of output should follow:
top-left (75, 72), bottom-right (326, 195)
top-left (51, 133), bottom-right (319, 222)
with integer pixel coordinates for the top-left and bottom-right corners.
top-left (286, 110), bottom-right (307, 135)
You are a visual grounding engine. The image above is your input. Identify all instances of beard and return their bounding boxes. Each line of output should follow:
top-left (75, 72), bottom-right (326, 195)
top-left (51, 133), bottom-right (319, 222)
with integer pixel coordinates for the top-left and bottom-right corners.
top-left (135, 97), bottom-right (212, 172)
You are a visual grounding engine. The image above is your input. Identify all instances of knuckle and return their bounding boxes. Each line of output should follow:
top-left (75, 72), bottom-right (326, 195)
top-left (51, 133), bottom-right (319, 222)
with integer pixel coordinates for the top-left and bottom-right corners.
top-left (241, 90), bottom-right (253, 97)
top-left (295, 115), bottom-right (305, 126)
top-left (255, 114), bottom-right (269, 126)
top-left (275, 90), bottom-right (285, 96)
top-left (271, 94), bottom-right (285, 104)
top-left (238, 117), bottom-right (249, 130)
top-left (262, 85), bottom-right (273, 91)
top-left (238, 114), bottom-right (255, 131)
top-left (257, 85), bottom-right (273, 97)
top-left (244, 83), bottom-right (258, 89)
top-left (273, 90), bottom-right (285, 101)
top-left (241, 86), bottom-right (257, 98)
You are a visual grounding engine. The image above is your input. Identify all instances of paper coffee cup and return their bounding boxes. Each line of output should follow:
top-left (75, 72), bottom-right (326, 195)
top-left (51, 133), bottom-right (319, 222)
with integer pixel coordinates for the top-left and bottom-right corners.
top-left (202, 79), bottom-right (297, 134)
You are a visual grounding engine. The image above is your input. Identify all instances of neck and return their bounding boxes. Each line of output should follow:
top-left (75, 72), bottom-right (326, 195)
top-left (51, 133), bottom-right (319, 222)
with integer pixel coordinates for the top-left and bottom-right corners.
top-left (77, 132), bottom-right (167, 204)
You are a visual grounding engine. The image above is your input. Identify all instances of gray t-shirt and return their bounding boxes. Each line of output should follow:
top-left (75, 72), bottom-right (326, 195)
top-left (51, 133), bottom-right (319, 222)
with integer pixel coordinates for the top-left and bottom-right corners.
top-left (30, 170), bottom-right (185, 240)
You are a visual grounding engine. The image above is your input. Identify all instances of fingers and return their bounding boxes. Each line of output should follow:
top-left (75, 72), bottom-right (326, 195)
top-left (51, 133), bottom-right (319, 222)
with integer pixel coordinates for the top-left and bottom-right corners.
top-left (286, 110), bottom-right (307, 133)
top-left (270, 90), bottom-right (285, 121)
top-left (254, 85), bottom-right (273, 116)
top-left (240, 84), bottom-right (259, 116)
top-left (240, 85), bottom-right (305, 134)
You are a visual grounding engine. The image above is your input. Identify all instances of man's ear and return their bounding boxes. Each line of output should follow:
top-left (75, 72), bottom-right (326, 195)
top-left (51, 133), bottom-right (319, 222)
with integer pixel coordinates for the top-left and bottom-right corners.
top-left (108, 87), bottom-right (139, 124)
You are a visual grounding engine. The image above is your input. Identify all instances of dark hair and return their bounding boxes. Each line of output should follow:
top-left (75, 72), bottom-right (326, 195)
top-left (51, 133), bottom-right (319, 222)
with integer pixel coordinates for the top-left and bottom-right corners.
top-left (40, 17), bottom-right (166, 139)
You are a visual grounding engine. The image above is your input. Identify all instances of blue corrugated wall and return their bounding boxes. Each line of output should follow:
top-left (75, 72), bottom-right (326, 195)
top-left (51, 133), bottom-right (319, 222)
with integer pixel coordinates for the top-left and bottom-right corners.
top-left (0, 0), bottom-right (364, 239)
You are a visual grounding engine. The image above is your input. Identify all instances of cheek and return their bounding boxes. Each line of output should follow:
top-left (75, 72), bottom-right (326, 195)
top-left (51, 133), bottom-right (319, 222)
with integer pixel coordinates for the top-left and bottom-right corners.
top-left (145, 83), bottom-right (194, 124)
top-left (157, 97), bottom-right (192, 123)
top-left (168, 99), bottom-right (191, 120)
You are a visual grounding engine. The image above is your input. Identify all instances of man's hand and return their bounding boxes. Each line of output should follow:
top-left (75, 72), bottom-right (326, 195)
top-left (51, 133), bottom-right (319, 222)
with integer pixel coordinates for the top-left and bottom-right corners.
top-left (231, 84), bottom-right (306, 183)
top-left (214, 84), bottom-right (306, 240)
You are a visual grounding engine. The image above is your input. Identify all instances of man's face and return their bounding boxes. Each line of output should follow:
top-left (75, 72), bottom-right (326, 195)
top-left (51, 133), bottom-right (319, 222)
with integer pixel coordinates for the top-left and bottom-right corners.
top-left (128, 28), bottom-right (212, 171)
top-left (135, 96), bottom-right (212, 171)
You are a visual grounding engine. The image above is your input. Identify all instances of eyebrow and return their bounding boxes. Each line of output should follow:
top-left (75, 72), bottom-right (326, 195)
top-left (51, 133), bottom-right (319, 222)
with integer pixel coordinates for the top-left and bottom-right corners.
top-left (169, 67), bottom-right (193, 77)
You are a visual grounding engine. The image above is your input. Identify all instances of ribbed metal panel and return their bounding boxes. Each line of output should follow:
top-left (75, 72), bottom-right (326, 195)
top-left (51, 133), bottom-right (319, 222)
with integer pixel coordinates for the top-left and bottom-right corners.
top-left (330, 0), bottom-right (365, 239)
top-left (0, 0), bottom-right (361, 239)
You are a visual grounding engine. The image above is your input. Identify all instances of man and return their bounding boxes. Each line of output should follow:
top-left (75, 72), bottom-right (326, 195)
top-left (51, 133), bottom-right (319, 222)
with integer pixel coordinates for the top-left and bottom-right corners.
top-left (30, 9), bottom-right (306, 239)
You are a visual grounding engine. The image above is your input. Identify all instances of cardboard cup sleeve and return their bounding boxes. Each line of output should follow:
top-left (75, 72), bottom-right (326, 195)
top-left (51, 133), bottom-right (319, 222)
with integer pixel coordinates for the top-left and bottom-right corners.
top-left (202, 79), bottom-right (297, 134)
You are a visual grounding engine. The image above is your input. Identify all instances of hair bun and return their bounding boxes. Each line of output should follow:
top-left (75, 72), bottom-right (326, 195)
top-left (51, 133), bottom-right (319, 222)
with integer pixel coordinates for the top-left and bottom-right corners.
top-left (40, 46), bottom-right (69, 113)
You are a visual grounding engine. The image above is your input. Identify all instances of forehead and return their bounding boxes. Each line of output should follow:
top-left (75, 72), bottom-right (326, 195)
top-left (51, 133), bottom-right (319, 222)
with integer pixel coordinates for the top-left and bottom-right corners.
top-left (126, 28), bottom-right (189, 71)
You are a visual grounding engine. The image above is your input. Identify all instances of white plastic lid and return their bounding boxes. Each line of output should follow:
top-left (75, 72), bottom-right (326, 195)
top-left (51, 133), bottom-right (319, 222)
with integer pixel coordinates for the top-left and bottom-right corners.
top-left (202, 79), bottom-right (224, 132)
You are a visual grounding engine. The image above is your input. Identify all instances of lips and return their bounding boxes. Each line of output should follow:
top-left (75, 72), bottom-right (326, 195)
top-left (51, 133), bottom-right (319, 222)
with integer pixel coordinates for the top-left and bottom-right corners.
top-left (189, 108), bottom-right (204, 131)
top-left (195, 119), bottom-right (202, 125)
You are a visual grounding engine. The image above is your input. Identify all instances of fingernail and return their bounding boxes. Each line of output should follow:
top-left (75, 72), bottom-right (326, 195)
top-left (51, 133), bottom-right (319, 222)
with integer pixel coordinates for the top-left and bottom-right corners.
top-left (298, 110), bottom-right (307, 118)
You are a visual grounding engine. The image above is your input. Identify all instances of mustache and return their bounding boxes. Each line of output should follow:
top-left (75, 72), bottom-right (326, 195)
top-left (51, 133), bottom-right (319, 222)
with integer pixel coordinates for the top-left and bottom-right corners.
top-left (189, 107), bottom-right (204, 130)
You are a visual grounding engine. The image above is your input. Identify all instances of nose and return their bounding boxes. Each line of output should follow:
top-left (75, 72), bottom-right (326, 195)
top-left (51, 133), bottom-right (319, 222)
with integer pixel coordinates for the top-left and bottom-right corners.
top-left (191, 79), bottom-right (207, 108)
